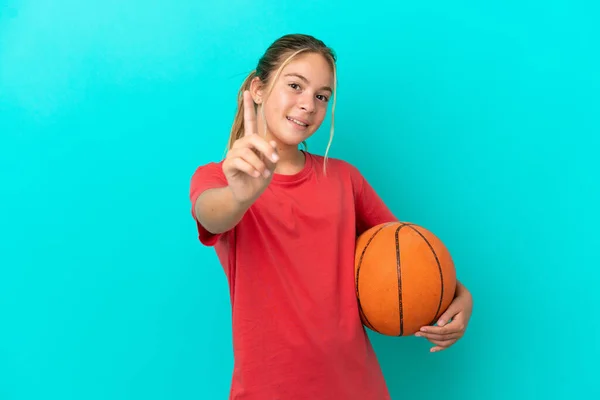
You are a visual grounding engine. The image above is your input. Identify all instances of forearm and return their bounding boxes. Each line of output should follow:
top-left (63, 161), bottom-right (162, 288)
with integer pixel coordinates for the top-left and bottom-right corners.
top-left (194, 186), bottom-right (250, 234)
top-left (455, 279), bottom-right (471, 298)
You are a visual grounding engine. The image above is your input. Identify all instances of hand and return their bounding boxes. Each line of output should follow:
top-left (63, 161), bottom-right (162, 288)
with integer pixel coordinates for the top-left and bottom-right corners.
top-left (222, 90), bottom-right (279, 205)
top-left (415, 282), bottom-right (473, 352)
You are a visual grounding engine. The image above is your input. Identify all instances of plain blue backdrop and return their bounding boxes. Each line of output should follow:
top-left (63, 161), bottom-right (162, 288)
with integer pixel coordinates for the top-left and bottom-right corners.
top-left (1, 0), bottom-right (598, 399)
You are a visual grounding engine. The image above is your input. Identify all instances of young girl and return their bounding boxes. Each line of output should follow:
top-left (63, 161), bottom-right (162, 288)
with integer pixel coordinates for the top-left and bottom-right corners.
top-left (190, 33), bottom-right (473, 400)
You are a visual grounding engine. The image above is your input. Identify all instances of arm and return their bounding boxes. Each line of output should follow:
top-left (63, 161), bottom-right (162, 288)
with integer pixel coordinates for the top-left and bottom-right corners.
top-left (455, 279), bottom-right (472, 299)
top-left (194, 186), bottom-right (251, 234)
top-left (189, 161), bottom-right (240, 246)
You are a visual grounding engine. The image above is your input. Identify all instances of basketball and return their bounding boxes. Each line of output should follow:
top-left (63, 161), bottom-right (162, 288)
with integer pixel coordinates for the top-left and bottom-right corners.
top-left (354, 221), bottom-right (457, 336)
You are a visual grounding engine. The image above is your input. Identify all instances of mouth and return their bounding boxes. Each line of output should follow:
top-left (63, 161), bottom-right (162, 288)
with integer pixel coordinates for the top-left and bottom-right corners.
top-left (286, 116), bottom-right (309, 128)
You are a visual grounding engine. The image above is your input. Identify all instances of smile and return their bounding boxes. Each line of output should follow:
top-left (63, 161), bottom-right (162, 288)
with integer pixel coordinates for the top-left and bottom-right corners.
top-left (287, 116), bottom-right (308, 127)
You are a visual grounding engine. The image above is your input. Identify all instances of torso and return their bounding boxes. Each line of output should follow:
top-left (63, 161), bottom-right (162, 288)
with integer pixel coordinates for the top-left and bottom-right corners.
top-left (213, 152), bottom-right (391, 400)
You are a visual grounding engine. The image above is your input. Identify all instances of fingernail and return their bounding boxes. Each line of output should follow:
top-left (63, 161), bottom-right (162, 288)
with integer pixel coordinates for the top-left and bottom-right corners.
top-left (272, 153), bottom-right (279, 162)
top-left (263, 170), bottom-right (271, 178)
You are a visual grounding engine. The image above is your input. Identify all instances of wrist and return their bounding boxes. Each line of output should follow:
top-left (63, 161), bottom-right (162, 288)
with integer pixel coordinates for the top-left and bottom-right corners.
top-left (226, 186), bottom-right (254, 214)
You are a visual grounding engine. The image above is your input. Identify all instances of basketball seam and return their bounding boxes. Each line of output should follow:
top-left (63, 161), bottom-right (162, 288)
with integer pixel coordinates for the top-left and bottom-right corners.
top-left (356, 222), bottom-right (396, 334)
top-left (406, 225), bottom-right (445, 325)
top-left (394, 223), bottom-right (416, 336)
top-left (395, 224), bottom-right (405, 336)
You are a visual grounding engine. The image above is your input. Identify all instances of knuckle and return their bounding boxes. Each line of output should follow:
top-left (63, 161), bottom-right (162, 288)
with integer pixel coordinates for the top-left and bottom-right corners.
top-left (242, 148), bottom-right (254, 158)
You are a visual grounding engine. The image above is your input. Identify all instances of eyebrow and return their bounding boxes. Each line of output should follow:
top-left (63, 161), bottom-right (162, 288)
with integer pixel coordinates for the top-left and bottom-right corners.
top-left (284, 73), bottom-right (332, 93)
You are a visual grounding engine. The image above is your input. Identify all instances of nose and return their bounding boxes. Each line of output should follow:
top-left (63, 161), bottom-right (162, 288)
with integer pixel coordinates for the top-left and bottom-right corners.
top-left (299, 93), bottom-right (316, 113)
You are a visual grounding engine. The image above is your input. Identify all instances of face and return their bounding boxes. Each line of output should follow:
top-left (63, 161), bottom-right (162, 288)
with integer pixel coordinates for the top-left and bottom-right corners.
top-left (253, 52), bottom-right (334, 148)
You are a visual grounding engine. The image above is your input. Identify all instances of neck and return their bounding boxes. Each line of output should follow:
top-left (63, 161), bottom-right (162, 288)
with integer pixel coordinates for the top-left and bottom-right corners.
top-left (261, 131), bottom-right (305, 175)
top-left (274, 145), bottom-right (305, 175)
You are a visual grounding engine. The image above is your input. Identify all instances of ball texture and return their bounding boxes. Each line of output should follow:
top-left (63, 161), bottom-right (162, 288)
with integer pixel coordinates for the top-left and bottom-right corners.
top-left (354, 222), bottom-right (456, 336)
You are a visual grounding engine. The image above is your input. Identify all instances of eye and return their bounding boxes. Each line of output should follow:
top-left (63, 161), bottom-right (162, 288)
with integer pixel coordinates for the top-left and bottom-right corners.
top-left (316, 94), bottom-right (329, 102)
top-left (288, 83), bottom-right (300, 90)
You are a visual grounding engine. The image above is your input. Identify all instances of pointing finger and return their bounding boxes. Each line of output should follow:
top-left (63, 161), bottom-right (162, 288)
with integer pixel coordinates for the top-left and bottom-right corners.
top-left (243, 90), bottom-right (258, 137)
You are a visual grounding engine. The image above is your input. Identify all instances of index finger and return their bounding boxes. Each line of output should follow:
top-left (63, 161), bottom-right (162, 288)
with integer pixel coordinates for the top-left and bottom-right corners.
top-left (419, 320), bottom-right (454, 334)
top-left (243, 90), bottom-right (257, 137)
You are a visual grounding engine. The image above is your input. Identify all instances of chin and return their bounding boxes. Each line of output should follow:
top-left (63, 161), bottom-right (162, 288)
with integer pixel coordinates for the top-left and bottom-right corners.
top-left (269, 118), bottom-right (318, 147)
top-left (272, 131), bottom-right (313, 147)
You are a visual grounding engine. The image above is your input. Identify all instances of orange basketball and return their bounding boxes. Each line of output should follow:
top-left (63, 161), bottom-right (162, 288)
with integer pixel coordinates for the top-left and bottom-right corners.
top-left (354, 221), bottom-right (457, 336)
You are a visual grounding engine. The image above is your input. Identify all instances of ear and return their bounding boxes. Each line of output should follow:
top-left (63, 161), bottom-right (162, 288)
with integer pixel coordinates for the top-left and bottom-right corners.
top-left (249, 76), bottom-right (264, 105)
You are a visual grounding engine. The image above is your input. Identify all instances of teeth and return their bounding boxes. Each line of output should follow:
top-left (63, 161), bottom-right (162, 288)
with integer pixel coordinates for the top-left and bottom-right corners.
top-left (288, 117), bottom-right (307, 127)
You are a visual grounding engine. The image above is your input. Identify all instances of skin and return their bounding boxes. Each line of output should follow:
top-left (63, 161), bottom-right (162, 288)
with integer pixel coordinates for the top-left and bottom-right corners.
top-left (248, 52), bottom-right (334, 175)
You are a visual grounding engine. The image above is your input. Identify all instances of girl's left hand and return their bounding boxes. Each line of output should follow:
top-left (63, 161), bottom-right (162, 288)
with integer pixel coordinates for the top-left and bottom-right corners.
top-left (415, 282), bottom-right (473, 352)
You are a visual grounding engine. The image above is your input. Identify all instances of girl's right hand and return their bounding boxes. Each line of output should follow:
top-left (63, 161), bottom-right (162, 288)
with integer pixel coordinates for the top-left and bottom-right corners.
top-left (222, 90), bottom-right (279, 206)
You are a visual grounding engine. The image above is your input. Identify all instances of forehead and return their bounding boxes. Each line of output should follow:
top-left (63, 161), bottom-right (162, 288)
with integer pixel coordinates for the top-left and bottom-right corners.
top-left (279, 52), bottom-right (334, 88)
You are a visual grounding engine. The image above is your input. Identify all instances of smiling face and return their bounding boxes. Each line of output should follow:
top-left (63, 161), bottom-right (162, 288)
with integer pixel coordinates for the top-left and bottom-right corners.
top-left (253, 52), bottom-right (334, 148)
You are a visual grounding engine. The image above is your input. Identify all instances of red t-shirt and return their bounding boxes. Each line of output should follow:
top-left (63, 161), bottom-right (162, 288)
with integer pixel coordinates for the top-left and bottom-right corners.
top-left (190, 151), bottom-right (397, 400)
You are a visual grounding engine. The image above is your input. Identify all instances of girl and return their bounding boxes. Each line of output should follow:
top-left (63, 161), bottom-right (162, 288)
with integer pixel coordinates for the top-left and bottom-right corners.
top-left (190, 33), bottom-right (473, 400)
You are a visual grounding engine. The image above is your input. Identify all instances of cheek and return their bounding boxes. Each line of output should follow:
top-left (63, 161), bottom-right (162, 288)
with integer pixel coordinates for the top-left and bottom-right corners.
top-left (260, 103), bottom-right (284, 133)
top-left (262, 103), bottom-right (281, 125)
top-left (276, 92), bottom-right (296, 112)
top-left (315, 105), bottom-right (329, 121)
top-left (264, 94), bottom-right (293, 119)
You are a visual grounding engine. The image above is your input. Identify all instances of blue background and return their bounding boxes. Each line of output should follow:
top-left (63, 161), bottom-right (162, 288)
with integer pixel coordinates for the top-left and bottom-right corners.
top-left (1, 0), bottom-right (598, 399)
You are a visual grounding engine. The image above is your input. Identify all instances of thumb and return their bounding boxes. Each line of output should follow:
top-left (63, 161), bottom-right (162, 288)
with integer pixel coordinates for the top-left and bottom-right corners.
top-left (436, 303), bottom-right (460, 327)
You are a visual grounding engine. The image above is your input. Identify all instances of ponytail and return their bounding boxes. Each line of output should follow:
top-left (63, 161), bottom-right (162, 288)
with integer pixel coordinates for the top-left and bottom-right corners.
top-left (227, 70), bottom-right (257, 151)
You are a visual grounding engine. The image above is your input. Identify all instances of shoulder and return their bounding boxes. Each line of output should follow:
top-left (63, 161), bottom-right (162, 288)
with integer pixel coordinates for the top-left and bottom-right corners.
top-left (190, 159), bottom-right (226, 182)
top-left (189, 159), bottom-right (227, 198)
top-left (308, 152), bottom-right (366, 182)
top-left (305, 153), bottom-right (369, 201)
top-left (308, 152), bottom-right (361, 173)
top-left (191, 159), bottom-right (224, 175)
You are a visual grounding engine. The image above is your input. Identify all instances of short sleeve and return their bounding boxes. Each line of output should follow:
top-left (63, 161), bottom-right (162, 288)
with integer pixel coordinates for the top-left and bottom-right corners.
top-left (352, 167), bottom-right (398, 236)
top-left (189, 161), bottom-right (228, 246)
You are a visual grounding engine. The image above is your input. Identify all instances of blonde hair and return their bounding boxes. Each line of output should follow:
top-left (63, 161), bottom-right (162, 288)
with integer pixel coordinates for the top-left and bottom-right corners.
top-left (227, 34), bottom-right (337, 173)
